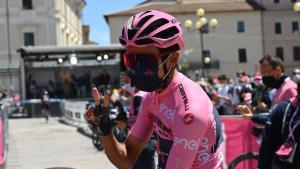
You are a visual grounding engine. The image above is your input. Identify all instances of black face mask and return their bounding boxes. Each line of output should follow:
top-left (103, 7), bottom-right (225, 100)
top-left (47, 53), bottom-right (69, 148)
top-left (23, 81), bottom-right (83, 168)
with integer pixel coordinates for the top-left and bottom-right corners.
top-left (262, 76), bottom-right (277, 88)
top-left (262, 75), bottom-right (288, 89)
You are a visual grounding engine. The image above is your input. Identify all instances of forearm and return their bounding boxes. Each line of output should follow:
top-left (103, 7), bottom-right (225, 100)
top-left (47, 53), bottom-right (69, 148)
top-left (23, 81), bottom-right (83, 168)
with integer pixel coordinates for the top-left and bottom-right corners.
top-left (100, 135), bottom-right (133, 169)
top-left (251, 113), bottom-right (269, 125)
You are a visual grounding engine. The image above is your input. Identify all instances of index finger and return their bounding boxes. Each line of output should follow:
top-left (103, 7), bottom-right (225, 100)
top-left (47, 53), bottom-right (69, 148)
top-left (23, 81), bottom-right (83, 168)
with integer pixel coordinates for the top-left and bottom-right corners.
top-left (92, 87), bottom-right (101, 106)
top-left (103, 90), bottom-right (110, 107)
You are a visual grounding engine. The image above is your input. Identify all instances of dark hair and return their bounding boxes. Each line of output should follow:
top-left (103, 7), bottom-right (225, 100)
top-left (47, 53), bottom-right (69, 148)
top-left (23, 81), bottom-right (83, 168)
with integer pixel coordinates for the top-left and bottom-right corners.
top-left (158, 44), bottom-right (180, 54)
top-left (259, 55), bottom-right (284, 72)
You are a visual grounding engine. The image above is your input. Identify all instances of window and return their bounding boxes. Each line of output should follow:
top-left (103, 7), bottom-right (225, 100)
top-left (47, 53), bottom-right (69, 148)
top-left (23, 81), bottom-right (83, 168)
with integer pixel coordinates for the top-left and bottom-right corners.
top-left (276, 47), bottom-right (284, 61)
top-left (24, 32), bottom-right (35, 46)
top-left (292, 21), bottom-right (299, 33)
top-left (237, 21), bottom-right (245, 33)
top-left (238, 49), bottom-right (247, 63)
top-left (23, 0), bottom-right (33, 10)
top-left (275, 22), bottom-right (282, 34)
top-left (294, 46), bottom-right (300, 61)
top-left (274, 0), bottom-right (280, 3)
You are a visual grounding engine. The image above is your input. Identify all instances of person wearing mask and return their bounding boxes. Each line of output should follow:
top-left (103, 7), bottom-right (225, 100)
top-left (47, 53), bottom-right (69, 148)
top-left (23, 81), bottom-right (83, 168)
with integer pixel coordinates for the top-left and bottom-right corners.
top-left (258, 81), bottom-right (300, 169)
top-left (239, 55), bottom-right (297, 124)
top-left (292, 68), bottom-right (300, 83)
top-left (251, 74), bottom-right (271, 113)
top-left (84, 10), bottom-right (224, 169)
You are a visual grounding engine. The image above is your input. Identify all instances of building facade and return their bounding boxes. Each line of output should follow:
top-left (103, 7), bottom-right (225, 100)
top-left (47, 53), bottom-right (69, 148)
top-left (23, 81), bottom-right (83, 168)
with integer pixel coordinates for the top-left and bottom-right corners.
top-left (105, 0), bottom-right (265, 78)
top-left (105, 0), bottom-right (300, 79)
top-left (259, 0), bottom-right (300, 73)
top-left (0, 0), bottom-right (85, 93)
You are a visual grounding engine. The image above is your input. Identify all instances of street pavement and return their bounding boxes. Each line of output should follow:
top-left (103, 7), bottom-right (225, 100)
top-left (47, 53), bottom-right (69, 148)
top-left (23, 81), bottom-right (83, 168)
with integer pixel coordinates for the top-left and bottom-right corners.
top-left (7, 118), bottom-right (116, 169)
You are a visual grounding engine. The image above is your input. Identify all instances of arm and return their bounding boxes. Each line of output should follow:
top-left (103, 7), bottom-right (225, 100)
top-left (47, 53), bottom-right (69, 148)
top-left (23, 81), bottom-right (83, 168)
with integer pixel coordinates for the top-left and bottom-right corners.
top-left (100, 134), bottom-right (147, 169)
top-left (85, 88), bottom-right (152, 169)
top-left (251, 113), bottom-right (270, 125)
top-left (103, 104), bottom-right (154, 169)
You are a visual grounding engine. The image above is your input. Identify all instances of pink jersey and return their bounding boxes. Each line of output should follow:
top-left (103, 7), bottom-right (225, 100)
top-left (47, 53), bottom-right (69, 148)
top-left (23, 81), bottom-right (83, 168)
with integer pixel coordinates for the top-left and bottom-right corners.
top-left (128, 90), bottom-right (147, 125)
top-left (272, 77), bottom-right (297, 106)
top-left (130, 72), bottom-right (224, 169)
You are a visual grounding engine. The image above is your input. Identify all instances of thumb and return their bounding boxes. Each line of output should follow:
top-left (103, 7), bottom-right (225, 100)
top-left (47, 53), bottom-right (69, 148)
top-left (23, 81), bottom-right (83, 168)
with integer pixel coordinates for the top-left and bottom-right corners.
top-left (92, 87), bottom-right (101, 106)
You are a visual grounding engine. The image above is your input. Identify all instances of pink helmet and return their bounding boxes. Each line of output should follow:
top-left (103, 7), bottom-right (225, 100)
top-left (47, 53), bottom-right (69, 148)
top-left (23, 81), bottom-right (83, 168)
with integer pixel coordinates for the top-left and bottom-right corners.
top-left (119, 10), bottom-right (184, 52)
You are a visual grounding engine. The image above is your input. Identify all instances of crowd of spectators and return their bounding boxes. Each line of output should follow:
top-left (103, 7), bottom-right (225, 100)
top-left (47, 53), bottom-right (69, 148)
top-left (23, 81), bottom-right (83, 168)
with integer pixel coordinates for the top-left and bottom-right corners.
top-left (26, 70), bottom-right (111, 99)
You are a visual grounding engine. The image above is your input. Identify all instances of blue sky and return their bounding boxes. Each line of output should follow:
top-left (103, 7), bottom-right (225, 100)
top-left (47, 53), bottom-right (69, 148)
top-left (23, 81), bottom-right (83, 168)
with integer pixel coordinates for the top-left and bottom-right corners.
top-left (83, 0), bottom-right (144, 45)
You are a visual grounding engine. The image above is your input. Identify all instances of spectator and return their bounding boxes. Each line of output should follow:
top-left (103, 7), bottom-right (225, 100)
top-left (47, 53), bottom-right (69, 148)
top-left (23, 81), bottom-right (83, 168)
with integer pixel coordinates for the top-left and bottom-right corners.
top-left (251, 74), bottom-right (272, 113)
top-left (30, 80), bottom-right (38, 99)
top-left (292, 68), bottom-right (300, 83)
top-left (258, 81), bottom-right (300, 169)
top-left (217, 75), bottom-right (234, 115)
top-left (55, 83), bottom-right (64, 99)
top-left (103, 70), bottom-right (111, 89)
top-left (239, 55), bottom-right (297, 124)
top-left (47, 80), bottom-right (55, 98)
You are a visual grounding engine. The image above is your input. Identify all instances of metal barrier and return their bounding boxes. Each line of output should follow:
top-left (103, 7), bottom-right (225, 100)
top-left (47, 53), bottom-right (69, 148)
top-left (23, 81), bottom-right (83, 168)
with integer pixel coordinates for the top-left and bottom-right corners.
top-left (61, 100), bottom-right (89, 131)
top-left (0, 102), bottom-right (9, 169)
top-left (22, 99), bottom-right (64, 117)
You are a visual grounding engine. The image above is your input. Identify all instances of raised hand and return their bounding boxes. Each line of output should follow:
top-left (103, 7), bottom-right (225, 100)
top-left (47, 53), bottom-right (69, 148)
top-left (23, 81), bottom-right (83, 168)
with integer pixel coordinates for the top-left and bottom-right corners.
top-left (84, 87), bottom-right (115, 136)
top-left (237, 105), bottom-right (253, 119)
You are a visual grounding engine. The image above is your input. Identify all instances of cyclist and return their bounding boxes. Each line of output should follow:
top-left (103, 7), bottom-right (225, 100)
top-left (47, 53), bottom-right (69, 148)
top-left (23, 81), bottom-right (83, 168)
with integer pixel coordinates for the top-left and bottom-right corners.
top-left (85, 10), bottom-right (224, 169)
top-left (258, 81), bottom-right (300, 169)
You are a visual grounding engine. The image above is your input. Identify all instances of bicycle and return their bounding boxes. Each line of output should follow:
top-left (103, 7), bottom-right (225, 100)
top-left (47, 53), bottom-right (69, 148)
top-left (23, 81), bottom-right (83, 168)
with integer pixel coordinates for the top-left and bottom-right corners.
top-left (227, 126), bottom-right (263, 169)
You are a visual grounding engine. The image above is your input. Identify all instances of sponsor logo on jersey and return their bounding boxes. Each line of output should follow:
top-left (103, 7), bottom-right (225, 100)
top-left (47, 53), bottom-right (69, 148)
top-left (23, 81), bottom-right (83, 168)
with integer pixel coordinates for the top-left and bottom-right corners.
top-left (183, 113), bottom-right (194, 125)
top-left (173, 137), bottom-right (210, 159)
top-left (196, 138), bottom-right (210, 163)
top-left (153, 115), bottom-right (172, 136)
top-left (174, 137), bottom-right (201, 150)
top-left (178, 84), bottom-right (189, 111)
top-left (160, 104), bottom-right (175, 121)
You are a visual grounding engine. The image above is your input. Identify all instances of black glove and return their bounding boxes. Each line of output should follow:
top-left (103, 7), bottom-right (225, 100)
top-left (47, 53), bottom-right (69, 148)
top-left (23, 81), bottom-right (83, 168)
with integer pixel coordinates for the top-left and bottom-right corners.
top-left (85, 104), bottom-right (116, 136)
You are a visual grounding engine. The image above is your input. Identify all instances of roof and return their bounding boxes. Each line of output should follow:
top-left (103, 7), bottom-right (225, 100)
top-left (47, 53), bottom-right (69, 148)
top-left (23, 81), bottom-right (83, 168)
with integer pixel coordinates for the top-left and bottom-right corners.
top-left (104, 0), bottom-right (265, 23)
top-left (18, 44), bottom-right (125, 62)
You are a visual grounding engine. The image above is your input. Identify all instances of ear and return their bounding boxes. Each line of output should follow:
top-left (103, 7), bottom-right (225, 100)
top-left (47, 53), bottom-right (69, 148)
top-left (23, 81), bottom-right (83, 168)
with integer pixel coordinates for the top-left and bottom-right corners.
top-left (274, 66), bottom-right (282, 78)
top-left (168, 52), bottom-right (179, 67)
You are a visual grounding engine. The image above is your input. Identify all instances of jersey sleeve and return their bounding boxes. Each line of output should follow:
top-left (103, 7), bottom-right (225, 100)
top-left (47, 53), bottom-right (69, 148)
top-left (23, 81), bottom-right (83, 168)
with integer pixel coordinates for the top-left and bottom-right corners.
top-left (128, 94), bottom-right (153, 142)
top-left (283, 87), bottom-right (297, 101)
top-left (165, 106), bottom-right (210, 168)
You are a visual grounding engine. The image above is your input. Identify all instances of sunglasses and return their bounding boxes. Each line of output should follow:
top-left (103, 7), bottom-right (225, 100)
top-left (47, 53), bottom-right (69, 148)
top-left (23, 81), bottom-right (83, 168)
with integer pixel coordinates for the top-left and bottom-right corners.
top-left (123, 52), bottom-right (171, 69)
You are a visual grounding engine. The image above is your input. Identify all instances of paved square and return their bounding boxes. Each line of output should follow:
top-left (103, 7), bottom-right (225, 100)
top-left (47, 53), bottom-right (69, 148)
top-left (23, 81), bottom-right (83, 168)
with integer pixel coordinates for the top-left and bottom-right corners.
top-left (7, 118), bottom-right (116, 169)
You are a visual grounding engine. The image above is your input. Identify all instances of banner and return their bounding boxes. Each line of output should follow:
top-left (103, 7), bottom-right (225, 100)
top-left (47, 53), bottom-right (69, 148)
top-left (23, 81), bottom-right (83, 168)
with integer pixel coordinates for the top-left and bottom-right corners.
top-left (222, 117), bottom-right (260, 169)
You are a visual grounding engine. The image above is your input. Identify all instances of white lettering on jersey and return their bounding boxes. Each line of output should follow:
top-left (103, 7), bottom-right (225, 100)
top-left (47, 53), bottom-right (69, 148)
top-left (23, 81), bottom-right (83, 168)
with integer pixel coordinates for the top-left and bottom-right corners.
top-left (173, 137), bottom-right (201, 150)
top-left (160, 104), bottom-right (175, 121)
top-left (197, 138), bottom-right (210, 163)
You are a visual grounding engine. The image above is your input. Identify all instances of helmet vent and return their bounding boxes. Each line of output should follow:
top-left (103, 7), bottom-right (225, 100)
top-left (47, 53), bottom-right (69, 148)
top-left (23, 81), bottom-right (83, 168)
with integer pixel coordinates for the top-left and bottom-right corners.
top-left (137, 18), bottom-right (169, 38)
top-left (136, 15), bottom-right (154, 29)
top-left (139, 11), bottom-right (152, 18)
top-left (153, 26), bottom-right (179, 39)
top-left (135, 38), bottom-right (157, 45)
